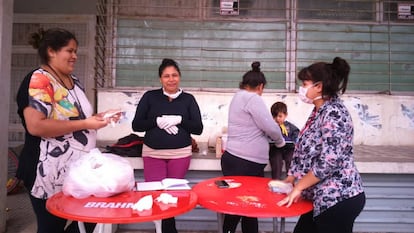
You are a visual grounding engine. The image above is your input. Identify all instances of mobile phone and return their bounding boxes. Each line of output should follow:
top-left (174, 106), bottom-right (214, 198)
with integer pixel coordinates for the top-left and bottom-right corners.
top-left (215, 180), bottom-right (230, 188)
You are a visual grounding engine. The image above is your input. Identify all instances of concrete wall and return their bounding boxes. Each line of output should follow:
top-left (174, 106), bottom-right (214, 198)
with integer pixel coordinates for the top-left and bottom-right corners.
top-left (14, 0), bottom-right (96, 14)
top-left (97, 90), bottom-right (414, 146)
top-left (0, 0), bottom-right (14, 232)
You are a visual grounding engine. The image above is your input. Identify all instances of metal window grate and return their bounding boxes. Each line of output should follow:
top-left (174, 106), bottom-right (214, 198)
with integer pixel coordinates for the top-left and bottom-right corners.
top-left (9, 15), bottom-right (96, 144)
top-left (95, 0), bottom-right (414, 93)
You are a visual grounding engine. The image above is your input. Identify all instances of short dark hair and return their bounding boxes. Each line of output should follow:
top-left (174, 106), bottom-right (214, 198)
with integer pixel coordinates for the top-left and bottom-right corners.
top-left (270, 102), bottom-right (287, 117)
top-left (158, 58), bottom-right (181, 77)
top-left (298, 57), bottom-right (350, 97)
top-left (28, 28), bottom-right (78, 65)
top-left (239, 61), bottom-right (267, 89)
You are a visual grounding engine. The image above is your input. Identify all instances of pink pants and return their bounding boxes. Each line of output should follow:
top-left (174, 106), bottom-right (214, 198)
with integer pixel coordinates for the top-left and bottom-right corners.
top-left (142, 156), bottom-right (191, 182)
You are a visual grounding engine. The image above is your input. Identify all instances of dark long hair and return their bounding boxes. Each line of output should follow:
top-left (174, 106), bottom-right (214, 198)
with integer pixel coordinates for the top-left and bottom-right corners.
top-left (28, 28), bottom-right (78, 65)
top-left (298, 57), bottom-right (350, 98)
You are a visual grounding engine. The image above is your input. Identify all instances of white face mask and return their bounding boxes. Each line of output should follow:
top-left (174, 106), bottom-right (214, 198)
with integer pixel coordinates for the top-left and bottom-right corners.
top-left (298, 83), bottom-right (322, 104)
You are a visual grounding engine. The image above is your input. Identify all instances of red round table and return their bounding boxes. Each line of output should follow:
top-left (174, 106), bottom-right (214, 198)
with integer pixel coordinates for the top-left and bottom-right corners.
top-left (46, 190), bottom-right (197, 233)
top-left (193, 176), bottom-right (313, 233)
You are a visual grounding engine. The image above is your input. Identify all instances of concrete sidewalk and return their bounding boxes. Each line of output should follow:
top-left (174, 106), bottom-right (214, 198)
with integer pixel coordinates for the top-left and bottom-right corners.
top-left (5, 188), bottom-right (36, 233)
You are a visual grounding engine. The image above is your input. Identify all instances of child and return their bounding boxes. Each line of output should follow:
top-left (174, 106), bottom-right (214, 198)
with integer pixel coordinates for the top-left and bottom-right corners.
top-left (269, 102), bottom-right (299, 180)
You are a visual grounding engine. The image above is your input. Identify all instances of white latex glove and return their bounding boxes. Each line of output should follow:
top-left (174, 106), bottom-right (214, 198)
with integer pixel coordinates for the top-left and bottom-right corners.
top-left (102, 109), bottom-right (124, 127)
top-left (163, 115), bottom-right (182, 127)
top-left (156, 115), bottom-right (182, 129)
top-left (164, 126), bottom-right (179, 135)
top-left (156, 116), bottom-right (169, 129)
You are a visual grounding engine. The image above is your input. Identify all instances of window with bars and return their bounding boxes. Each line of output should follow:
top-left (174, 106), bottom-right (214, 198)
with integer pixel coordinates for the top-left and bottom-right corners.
top-left (9, 14), bottom-right (96, 143)
top-left (95, 0), bottom-right (414, 94)
top-left (96, 0), bottom-right (289, 90)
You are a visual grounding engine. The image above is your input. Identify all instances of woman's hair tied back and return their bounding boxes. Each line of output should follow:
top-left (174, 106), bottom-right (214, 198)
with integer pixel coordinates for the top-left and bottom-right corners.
top-left (332, 57), bottom-right (350, 78)
top-left (239, 61), bottom-right (267, 89)
top-left (251, 61), bottom-right (261, 72)
top-left (159, 58), bottom-right (181, 77)
top-left (28, 27), bottom-right (77, 65)
top-left (298, 56), bottom-right (350, 97)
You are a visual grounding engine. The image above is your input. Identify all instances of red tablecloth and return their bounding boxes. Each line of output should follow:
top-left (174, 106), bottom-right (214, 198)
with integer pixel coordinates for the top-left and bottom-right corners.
top-left (193, 176), bottom-right (312, 218)
top-left (46, 190), bottom-right (197, 223)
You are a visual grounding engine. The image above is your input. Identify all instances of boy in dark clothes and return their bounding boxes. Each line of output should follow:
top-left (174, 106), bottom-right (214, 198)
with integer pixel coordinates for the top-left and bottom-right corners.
top-left (269, 102), bottom-right (299, 180)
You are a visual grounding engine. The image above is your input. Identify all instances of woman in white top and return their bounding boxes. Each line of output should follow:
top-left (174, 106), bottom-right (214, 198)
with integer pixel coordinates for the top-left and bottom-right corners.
top-left (16, 28), bottom-right (117, 233)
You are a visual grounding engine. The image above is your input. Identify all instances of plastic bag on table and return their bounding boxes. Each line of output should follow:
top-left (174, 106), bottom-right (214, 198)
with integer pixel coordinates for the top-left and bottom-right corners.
top-left (62, 148), bottom-right (135, 199)
top-left (268, 180), bottom-right (293, 194)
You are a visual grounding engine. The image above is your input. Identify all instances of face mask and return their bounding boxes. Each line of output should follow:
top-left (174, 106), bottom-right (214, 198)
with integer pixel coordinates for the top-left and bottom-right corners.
top-left (298, 83), bottom-right (321, 104)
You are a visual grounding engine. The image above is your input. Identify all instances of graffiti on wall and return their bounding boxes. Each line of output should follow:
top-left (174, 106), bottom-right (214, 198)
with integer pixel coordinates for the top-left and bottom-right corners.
top-left (401, 104), bottom-right (414, 128)
top-left (353, 103), bottom-right (382, 129)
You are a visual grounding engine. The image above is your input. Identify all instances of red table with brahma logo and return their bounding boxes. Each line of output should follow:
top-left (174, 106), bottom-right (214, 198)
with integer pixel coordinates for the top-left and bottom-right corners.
top-left (192, 176), bottom-right (313, 233)
top-left (46, 190), bottom-right (197, 233)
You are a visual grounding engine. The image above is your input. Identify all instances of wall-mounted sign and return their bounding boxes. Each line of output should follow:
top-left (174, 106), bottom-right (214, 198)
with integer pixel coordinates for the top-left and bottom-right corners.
top-left (220, 0), bottom-right (239, 16)
top-left (398, 3), bottom-right (414, 20)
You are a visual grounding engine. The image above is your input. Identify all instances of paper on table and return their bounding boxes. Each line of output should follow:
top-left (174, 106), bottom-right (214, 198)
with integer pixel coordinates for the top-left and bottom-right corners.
top-left (136, 178), bottom-right (191, 191)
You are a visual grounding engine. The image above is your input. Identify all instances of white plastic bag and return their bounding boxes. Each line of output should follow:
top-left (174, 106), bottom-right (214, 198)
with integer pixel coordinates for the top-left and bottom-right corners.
top-left (268, 180), bottom-right (293, 194)
top-left (62, 148), bottom-right (135, 198)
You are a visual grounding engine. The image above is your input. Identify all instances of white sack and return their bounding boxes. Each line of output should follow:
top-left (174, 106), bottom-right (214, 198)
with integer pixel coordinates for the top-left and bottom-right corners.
top-left (62, 148), bottom-right (135, 199)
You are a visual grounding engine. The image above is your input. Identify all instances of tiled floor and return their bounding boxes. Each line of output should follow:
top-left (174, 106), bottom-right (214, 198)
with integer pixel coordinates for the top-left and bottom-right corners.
top-left (5, 187), bottom-right (36, 233)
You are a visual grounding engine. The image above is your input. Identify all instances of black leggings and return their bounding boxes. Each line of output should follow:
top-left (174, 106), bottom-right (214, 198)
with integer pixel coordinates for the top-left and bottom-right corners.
top-left (294, 192), bottom-right (366, 233)
top-left (29, 194), bottom-right (96, 233)
top-left (220, 151), bottom-right (267, 233)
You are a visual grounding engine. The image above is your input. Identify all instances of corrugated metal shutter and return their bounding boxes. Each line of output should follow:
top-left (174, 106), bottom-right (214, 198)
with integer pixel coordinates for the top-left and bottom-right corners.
top-left (96, 0), bottom-right (414, 94)
top-left (115, 19), bottom-right (287, 89)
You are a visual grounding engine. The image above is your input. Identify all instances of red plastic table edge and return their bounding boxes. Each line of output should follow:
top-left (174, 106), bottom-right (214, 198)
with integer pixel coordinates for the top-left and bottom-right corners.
top-left (192, 176), bottom-right (313, 218)
top-left (46, 190), bottom-right (198, 224)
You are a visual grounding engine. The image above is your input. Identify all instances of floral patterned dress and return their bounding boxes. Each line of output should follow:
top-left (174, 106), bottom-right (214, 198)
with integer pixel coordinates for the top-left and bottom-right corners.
top-left (288, 95), bottom-right (364, 217)
top-left (28, 68), bottom-right (96, 199)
